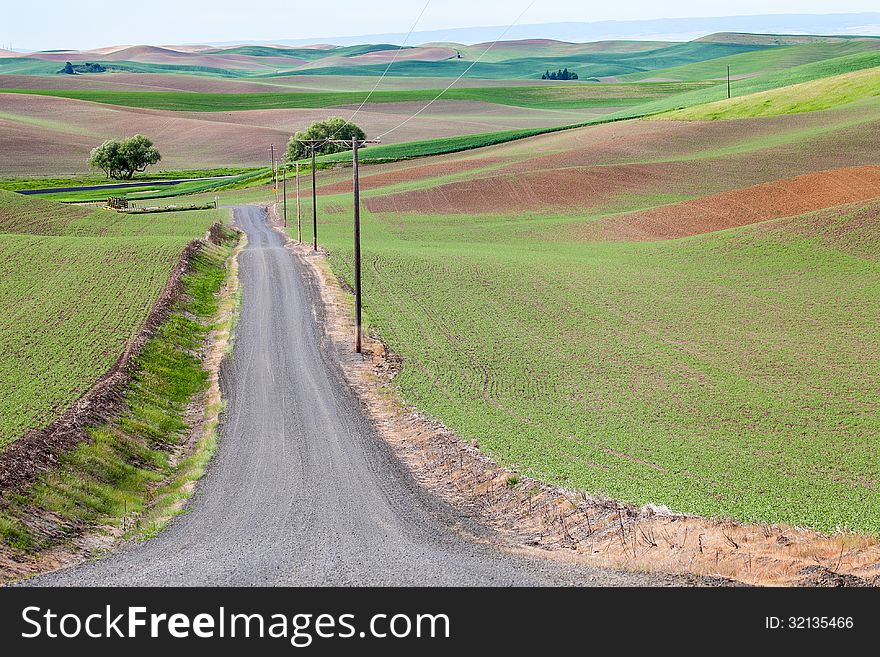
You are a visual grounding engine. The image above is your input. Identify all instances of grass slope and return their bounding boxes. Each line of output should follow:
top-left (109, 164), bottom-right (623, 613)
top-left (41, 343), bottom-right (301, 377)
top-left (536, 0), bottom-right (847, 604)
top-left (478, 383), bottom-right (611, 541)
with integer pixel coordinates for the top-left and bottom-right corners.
top-left (602, 49), bottom-right (880, 122)
top-left (659, 65), bottom-right (880, 120)
top-left (0, 190), bottom-right (226, 447)
top-left (623, 40), bottom-right (880, 82)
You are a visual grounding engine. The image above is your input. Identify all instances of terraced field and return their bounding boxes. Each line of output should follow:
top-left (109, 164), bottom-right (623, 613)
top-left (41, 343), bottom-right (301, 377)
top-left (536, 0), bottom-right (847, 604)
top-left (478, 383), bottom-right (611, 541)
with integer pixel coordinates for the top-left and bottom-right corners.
top-left (0, 191), bottom-right (226, 448)
top-left (292, 103), bottom-right (880, 534)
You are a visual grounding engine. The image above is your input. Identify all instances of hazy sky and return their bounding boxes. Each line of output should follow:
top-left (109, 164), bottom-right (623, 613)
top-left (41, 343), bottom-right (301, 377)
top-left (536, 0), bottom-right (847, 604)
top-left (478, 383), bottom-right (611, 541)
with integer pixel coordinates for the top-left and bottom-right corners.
top-left (3, 0), bottom-right (880, 50)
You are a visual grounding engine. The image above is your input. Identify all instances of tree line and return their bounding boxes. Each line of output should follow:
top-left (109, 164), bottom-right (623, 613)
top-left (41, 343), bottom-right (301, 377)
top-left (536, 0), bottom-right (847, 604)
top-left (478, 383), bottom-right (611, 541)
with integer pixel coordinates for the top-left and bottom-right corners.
top-left (542, 68), bottom-right (578, 80)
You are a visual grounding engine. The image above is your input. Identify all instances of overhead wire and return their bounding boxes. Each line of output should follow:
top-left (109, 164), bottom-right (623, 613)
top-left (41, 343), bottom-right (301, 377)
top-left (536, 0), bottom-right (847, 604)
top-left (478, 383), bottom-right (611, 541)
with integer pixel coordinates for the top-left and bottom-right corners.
top-left (321, 0), bottom-right (432, 146)
top-left (375, 0), bottom-right (536, 140)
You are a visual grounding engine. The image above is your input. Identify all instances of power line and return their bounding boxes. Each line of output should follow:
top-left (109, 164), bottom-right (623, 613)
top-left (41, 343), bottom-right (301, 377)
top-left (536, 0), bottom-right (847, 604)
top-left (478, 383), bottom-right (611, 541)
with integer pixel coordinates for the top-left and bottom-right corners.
top-left (344, 0), bottom-right (431, 129)
top-left (376, 0), bottom-right (536, 140)
top-left (320, 0), bottom-right (431, 148)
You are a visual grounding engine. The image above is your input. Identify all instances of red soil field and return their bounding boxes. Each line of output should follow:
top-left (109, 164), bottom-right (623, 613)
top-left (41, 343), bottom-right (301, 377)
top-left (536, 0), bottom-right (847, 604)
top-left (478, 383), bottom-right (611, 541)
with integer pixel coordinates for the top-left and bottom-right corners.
top-left (360, 101), bottom-right (880, 217)
top-left (576, 166), bottom-right (880, 241)
top-left (0, 74), bottom-right (305, 93)
top-left (364, 162), bottom-right (689, 214)
top-left (321, 157), bottom-right (504, 195)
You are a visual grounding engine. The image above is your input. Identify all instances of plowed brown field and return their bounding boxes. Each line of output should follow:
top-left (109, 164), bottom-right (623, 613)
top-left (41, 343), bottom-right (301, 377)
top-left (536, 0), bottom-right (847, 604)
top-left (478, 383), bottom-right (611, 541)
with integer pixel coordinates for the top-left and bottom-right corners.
top-left (359, 100), bottom-right (880, 216)
top-left (0, 95), bottom-right (586, 174)
top-left (574, 166), bottom-right (880, 240)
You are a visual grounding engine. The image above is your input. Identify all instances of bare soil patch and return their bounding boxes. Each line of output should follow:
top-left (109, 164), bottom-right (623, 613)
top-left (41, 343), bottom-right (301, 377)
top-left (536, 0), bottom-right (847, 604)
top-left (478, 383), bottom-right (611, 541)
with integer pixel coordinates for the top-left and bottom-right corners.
top-left (365, 162), bottom-right (682, 214)
top-left (576, 166), bottom-right (880, 241)
top-left (321, 157), bottom-right (504, 195)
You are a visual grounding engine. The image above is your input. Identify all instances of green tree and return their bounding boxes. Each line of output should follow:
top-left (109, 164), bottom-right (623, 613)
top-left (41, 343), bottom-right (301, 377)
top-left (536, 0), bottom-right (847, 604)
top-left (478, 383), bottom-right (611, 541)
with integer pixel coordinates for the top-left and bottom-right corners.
top-left (285, 117), bottom-right (366, 163)
top-left (89, 135), bottom-right (161, 180)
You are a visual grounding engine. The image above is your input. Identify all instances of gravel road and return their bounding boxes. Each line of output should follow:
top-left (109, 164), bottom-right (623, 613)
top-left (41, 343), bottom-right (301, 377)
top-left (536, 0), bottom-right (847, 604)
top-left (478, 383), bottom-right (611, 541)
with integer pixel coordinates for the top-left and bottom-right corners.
top-left (30, 206), bottom-right (694, 586)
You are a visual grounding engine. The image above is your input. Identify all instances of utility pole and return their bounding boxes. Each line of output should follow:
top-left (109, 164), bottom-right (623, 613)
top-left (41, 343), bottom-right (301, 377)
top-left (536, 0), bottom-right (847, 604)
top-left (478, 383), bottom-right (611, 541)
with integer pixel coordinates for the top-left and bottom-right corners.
top-left (295, 162), bottom-right (302, 243)
top-left (327, 137), bottom-right (380, 353)
top-left (295, 140), bottom-right (326, 251)
top-left (269, 144), bottom-right (276, 197)
top-left (727, 65), bottom-right (731, 99)
top-left (282, 165), bottom-right (287, 228)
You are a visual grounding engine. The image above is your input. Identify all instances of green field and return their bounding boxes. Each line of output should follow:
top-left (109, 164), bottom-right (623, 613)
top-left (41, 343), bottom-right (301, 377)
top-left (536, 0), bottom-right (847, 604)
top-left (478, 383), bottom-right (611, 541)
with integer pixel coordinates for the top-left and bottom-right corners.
top-left (0, 82), bottom-right (710, 112)
top-left (0, 57), bottom-right (260, 78)
top-left (599, 50), bottom-right (880, 122)
top-left (622, 39), bottom-right (880, 82)
top-left (0, 191), bottom-right (227, 447)
top-left (306, 195), bottom-right (880, 534)
top-left (282, 101), bottom-right (880, 534)
top-left (659, 66), bottom-right (880, 120)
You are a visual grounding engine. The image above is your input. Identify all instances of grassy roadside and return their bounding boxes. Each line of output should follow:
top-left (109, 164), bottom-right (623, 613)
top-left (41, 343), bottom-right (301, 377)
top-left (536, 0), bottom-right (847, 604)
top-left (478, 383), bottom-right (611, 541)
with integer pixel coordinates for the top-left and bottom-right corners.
top-left (0, 227), bottom-right (240, 579)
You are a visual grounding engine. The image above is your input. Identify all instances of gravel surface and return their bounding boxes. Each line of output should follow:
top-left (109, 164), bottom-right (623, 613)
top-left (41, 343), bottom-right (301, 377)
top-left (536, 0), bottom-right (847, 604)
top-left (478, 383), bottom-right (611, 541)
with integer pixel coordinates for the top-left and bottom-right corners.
top-left (30, 206), bottom-right (697, 587)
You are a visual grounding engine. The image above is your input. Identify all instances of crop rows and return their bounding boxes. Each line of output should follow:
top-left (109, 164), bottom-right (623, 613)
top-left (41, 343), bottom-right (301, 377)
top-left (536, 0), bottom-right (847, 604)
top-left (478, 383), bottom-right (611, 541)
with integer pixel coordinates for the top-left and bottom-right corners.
top-left (311, 189), bottom-right (880, 534)
top-left (0, 192), bottom-right (225, 448)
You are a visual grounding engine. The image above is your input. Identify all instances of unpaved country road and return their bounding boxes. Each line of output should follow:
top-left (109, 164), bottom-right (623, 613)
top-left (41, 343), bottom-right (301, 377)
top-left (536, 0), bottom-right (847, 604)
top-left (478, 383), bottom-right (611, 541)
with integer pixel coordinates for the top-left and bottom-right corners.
top-left (31, 206), bottom-right (693, 586)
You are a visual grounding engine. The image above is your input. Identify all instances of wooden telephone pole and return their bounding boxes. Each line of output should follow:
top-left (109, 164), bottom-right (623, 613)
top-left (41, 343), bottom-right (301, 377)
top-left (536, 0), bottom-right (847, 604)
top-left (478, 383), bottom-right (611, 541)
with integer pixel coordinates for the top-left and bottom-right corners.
top-left (327, 137), bottom-right (380, 353)
top-left (295, 162), bottom-right (302, 243)
top-left (727, 65), bottom-right (731, 99)
top-left (269, 144), bottom-right (278, 203)
top-left (295, 140), bottom-right (325, 251)
top-left (282, 165), bottom-right (287, 228)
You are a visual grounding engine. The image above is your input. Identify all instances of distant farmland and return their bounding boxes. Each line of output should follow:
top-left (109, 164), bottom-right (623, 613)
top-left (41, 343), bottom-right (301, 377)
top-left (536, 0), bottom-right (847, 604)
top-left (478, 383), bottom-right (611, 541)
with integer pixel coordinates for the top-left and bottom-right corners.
top-left (0, 191), bottom-right (226, 447)
top-left (0, 82), bottom-right (711, 112)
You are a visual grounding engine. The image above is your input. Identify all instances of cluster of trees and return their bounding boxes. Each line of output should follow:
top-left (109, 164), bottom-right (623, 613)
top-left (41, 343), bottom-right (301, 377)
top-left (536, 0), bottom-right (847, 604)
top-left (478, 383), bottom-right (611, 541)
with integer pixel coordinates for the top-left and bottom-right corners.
top-left (285, 117), bottom-right (366, 162)
top-left (85, 117), bottom-right (367, 182)
top-left (58, 61), bottom-right (106, 75)
top-left (88, 135), bottom-right (161, 180)
top-left (541, 68), bottom-right (578, 80)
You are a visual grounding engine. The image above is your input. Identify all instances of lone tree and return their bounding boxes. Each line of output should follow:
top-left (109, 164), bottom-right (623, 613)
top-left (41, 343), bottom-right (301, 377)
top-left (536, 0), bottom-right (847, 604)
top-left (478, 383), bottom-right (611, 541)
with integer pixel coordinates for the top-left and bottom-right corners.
top-left (89, 135), bottom-right (161, 180)
top-left (285, 117), bottom-right (366, 162)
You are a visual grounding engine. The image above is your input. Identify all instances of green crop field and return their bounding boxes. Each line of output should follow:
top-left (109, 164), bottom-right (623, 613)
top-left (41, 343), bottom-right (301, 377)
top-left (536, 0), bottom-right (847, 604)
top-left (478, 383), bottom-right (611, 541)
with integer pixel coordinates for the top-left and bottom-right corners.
top-left (0, 191), bottom-right (227, 448)
top-left (622, 39), bottom-right (880, 82)
top-left (285, 109), bottom-right (880, 534)
top-left (659, 66), bottom-right (880, 120)
top-left (599, 50), bottom-right (880, 122)
top-left (0, 82), bottom-right (710, 112)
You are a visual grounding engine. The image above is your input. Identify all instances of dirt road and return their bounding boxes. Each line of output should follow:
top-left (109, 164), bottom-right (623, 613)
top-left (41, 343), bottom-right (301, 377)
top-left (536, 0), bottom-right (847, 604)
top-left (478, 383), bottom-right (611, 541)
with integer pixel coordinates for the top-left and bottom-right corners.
top-left (31, 206), bottom-right (692, 586)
